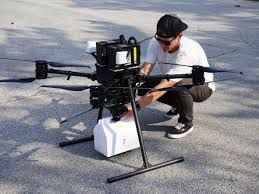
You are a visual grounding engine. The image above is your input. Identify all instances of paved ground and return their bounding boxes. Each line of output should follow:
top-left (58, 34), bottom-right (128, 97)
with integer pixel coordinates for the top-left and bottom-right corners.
top-left (0, 0), bottom-right (258, 193)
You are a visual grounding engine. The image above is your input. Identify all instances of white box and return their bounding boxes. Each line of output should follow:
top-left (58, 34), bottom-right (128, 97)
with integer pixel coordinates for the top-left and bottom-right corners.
top-left (93, 117), bottom-right (140, 157)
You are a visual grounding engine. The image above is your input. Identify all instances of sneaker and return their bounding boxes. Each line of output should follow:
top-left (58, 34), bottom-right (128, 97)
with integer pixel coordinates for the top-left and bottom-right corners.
top-left (164, 107), bottom-right (178, 119)
top-left (167, 123), bottom-right (194, 139)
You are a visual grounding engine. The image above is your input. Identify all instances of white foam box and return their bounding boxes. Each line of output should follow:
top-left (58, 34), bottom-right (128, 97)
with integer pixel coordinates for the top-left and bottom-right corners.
top-left (93, 117), bottom-right (140, 157)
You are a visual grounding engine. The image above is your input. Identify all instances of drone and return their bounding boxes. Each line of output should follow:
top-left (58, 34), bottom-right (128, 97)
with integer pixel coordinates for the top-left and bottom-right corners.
top-left (0, 34), bottom-right (243, 183)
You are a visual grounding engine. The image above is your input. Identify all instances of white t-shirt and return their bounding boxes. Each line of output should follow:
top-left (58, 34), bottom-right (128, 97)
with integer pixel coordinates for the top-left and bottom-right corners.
top-left (144, 36), bottom-right (215, 91)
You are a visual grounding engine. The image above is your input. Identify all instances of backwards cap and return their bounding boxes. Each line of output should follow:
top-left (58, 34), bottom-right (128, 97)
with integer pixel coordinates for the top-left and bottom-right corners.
top-left (156, 14), bottom-right (188, 38)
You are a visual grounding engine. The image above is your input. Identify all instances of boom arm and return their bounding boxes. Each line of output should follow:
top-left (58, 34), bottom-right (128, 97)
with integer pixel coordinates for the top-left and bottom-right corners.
top-left (48, 69), bottom-right (97, 81)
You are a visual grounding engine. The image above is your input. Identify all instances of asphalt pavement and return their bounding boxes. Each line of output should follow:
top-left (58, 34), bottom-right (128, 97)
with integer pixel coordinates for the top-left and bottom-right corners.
top-left (0, 0), bottom-right (258, 193)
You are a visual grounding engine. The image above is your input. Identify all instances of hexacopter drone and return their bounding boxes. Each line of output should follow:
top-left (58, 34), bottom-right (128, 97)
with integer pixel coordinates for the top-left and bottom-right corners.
top-left (0, 34), bottom-right (243, 183)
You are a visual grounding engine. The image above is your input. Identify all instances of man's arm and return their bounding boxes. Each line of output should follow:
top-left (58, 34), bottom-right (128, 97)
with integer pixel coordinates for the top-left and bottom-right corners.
top-left (124, 76), bottom-right (177, 118)
top-left (139, 63), bottom-right (178, 107)
top-left (140, 62), bottom-right (155, 76)
top-left (137, 79), bottom-right (177, 108)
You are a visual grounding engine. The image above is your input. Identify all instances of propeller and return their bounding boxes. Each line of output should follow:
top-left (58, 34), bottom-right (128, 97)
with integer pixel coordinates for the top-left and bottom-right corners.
top-left (60, 108), bottom-right (94, 124)
top-left (152, 85), bottom-right (189, 92)
top-left (0, 76), bottom-right (65, 84)
top-left (40, 85), bottom-right (92, 91)
top-left (0, 78), bottom-right (36, 83)
top-left (152, 77), bottom-right (243, 92)
top-left (163, 63), bottom-right (243, 75)
top-left (138, 36), bottom-right (154, 44)
top-left (200, 66), bottom-right (243, 74)
top-left (0, 57), bottom-right (91, 68)
top-left (0, 57), bottom-right (91, 83)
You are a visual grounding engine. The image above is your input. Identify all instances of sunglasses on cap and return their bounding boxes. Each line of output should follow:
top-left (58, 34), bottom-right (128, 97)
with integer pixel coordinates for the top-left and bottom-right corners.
top-left (154, 34), bottom-right (175, 46)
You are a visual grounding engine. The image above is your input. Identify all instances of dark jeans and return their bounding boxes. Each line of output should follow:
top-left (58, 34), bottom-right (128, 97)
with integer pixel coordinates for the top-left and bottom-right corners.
top-left (138, 79), bottom-right (213, 126)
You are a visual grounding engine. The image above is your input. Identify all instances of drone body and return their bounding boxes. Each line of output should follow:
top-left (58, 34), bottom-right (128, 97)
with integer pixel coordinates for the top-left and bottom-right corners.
top-left (0, 34), bottom-right (244, 183)
top-left (0, 34), bottom-right (242, 121)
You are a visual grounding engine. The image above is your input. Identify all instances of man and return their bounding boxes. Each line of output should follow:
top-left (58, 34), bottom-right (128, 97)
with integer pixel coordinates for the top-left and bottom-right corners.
top-left (124, 14), bottom-right (215, 139)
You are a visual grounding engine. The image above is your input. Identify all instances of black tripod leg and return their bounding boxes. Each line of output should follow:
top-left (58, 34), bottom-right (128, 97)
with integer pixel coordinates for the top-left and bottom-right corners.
top-left (128, 80), bottom-right (149, 168)
top-left (59, 107), bottom-right (103, 147)
top-left (107, 157), bottom-right (184, 183)
top-left (107, 79), bottom-right (184, 183)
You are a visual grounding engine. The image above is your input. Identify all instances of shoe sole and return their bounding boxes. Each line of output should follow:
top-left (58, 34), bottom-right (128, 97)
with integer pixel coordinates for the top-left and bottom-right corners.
top-left (163, 114), bottom-right (179, 119)
top-left (167, 126), bottom-right (194, 139)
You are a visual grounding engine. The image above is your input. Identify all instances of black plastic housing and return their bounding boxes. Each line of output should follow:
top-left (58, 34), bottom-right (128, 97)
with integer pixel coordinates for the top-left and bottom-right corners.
top-left (96, 36), bottom-right (140, 69)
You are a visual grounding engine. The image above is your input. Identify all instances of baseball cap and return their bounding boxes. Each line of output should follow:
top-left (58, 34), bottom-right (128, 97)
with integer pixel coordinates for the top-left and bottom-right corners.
top-left (156, 14), bottom-right (188, 38)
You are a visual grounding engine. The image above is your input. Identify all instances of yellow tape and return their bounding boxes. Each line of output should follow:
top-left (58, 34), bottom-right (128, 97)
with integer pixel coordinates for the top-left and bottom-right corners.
top-left (133, 47), bottom-right (137, 62)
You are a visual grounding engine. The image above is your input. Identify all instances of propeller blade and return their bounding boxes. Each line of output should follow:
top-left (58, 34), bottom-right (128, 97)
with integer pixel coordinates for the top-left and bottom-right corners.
top-left (0, 57), bottom-right (35, 63)
top-left (47, 62), bottom-right (91, 68)
top-left (0, 58), bottom-right (91, 68)
top-left (163, 62), bottom-right (191, 68)
top-left (202, 67), bottom-right (243, 74)
top-left (0, 77), bottom-right (36, 83)
top-left (60, 108), bottom-right (94, 124)
top-left (153, 85), bottom-right (189, 92)
top-left (138, 36), bottom-right (154, 43)
top-left (163, 62), bottom-right (243, 75)
top-left (153, 76), bottom-right (243, 92)
top-left (41, 85), bottom-right (91, 91)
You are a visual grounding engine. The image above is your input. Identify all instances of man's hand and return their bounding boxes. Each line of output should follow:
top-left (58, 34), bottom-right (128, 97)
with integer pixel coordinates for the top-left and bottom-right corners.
top-left (123, 104), bottom-right (134, 119)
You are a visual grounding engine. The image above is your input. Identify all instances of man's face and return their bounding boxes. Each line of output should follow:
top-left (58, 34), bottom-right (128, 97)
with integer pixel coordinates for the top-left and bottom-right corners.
top-left (155, 33), bottom-right (182, 53)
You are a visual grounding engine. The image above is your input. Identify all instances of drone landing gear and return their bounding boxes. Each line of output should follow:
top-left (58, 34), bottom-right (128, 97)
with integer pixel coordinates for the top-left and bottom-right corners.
top-left (58, 79), bottom-right (184, 183)
top-left (107, 79), bottom-right (184, 183)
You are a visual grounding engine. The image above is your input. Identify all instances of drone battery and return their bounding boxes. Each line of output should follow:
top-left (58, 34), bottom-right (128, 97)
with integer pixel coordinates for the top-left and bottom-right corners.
top-left (93, 117), bottom-right (140, 157)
